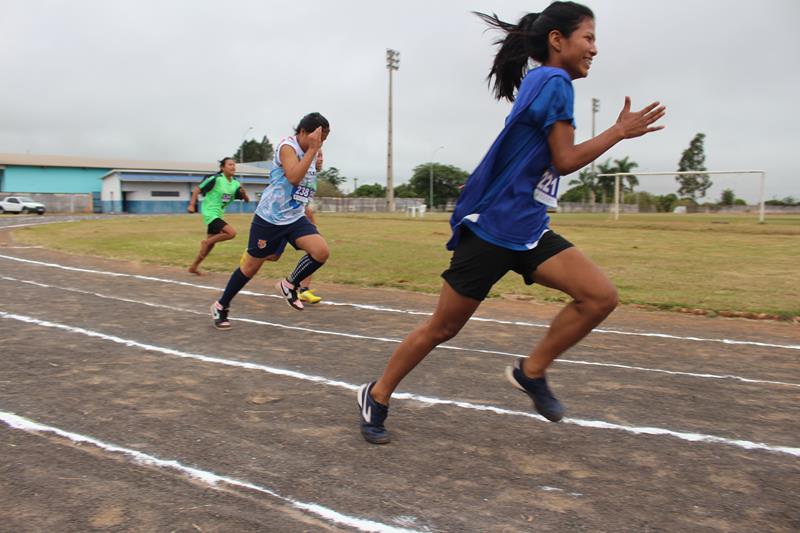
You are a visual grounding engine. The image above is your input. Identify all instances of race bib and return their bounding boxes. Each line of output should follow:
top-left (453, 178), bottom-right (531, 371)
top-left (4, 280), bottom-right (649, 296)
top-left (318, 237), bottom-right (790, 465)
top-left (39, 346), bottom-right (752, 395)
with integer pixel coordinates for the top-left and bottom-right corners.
top-left (292, 185), bottom-right (314, 204)
top-left (533, 167), bottom-right (560, 208)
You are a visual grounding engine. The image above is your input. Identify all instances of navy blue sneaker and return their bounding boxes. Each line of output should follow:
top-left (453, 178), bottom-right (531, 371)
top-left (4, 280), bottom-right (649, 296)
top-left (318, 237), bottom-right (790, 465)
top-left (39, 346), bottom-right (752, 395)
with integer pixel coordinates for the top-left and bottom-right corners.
top-left (505, 360), bottom-right (565, 422)
top-left (357, 382), bottom-right (390, 444)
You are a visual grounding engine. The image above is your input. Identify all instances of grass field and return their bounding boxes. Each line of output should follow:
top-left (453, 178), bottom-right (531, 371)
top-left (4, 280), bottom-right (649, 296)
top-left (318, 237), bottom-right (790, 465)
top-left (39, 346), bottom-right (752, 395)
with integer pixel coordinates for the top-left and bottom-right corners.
top-left (14, 212), bottom-right (800, 318)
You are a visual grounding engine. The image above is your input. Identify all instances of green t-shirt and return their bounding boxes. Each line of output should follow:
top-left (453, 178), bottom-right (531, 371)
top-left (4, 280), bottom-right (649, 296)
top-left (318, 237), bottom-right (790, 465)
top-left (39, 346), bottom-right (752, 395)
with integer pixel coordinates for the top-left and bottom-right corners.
top-left (198, 174), bottom-right (242, 224)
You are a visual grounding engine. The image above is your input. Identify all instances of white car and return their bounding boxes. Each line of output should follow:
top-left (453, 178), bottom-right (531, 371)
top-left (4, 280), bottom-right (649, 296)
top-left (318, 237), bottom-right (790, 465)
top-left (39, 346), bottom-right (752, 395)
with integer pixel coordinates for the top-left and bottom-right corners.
top-left (0, 196), bottom-right (46, 215)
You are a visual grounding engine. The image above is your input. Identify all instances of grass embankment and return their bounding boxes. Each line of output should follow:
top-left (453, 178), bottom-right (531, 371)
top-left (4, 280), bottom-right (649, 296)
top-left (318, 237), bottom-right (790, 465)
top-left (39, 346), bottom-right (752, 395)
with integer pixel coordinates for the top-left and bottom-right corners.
top-left (14, 212), bottom-right (800, 319)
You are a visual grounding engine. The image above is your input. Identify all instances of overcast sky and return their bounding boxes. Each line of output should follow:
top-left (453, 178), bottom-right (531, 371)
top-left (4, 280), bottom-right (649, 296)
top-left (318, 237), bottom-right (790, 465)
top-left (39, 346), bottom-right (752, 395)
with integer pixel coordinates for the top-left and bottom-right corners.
top-left (2, 0), bottom-right (798, 202)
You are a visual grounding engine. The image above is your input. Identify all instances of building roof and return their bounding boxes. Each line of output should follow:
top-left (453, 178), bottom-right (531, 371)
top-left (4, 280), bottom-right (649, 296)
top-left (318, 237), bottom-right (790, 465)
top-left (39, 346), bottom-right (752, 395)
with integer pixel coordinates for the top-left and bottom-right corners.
top-left (0, 153), bottom-right (270, 175)
top-left (109, 171), bottom-right (269, 184)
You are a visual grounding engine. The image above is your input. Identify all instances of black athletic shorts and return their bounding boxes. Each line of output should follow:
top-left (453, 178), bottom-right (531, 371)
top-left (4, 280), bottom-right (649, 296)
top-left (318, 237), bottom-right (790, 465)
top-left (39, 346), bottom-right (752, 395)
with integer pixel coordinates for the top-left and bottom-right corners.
top-left (246, 215), bottom-right (319, 258)
top-left (441, 226), bottom-right (574, 301)
top-left (207, 218), bottom-right (228, 235)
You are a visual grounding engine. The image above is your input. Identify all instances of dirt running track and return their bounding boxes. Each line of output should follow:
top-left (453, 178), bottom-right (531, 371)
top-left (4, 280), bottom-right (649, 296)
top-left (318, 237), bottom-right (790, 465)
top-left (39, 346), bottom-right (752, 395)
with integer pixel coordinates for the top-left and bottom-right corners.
top-left (0, 224), bottom-right (798, 532)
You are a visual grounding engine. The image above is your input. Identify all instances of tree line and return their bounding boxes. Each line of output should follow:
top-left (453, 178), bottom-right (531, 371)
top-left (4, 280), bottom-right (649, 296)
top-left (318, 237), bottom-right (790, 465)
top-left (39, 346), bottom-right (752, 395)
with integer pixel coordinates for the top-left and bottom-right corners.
top-left (234, 133), bottom-right (751, 210)
top-left (559, 133), bottom-right (755, 211)
top-left (233, 136), bottom-right (469, 207)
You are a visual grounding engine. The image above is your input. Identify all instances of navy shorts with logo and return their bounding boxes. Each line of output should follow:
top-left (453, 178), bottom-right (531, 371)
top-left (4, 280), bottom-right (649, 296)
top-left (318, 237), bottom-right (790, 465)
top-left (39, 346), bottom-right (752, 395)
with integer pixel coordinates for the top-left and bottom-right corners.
top-left (441, 226), bottom-right (574, 301)
top-left (246, 214), bottom-right (319, 258)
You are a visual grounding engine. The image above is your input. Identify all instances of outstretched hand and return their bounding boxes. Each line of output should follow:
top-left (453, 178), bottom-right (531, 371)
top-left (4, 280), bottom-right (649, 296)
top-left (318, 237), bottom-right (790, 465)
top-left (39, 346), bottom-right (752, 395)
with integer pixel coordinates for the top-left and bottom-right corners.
top-left (616, 97), bottom-right (666, 139)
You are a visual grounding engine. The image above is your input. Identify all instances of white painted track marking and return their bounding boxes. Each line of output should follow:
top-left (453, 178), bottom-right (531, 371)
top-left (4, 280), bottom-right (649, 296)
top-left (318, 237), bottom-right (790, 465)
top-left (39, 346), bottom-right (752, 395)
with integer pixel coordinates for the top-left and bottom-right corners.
top-left (1, 310), bottom-right (798, 458)
top-left (2, 274), bottom-right (797, 389)
top-left (0, 411), bottom-right (425, 533)
top-left (0, 253), bottom-right (797, 351)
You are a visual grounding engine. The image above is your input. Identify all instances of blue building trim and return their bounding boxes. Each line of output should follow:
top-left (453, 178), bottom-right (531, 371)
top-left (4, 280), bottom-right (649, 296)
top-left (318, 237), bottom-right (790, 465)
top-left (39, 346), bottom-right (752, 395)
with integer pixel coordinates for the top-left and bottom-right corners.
top-left (117, 172), bottom-right (268, 185)
top-left (224, 201), bottom-right (259, 214)
top-left (122, 200), bottom-right (259, 214)
top-left (101, 200), bottom-right (123, 213)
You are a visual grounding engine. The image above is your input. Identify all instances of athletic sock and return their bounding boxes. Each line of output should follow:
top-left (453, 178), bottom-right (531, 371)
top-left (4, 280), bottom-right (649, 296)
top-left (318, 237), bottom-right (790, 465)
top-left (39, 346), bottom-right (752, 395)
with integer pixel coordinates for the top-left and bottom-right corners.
top-left (287, 255), bottom-right (324, 287)
top-left (219, 267), bottom-right (251, 308)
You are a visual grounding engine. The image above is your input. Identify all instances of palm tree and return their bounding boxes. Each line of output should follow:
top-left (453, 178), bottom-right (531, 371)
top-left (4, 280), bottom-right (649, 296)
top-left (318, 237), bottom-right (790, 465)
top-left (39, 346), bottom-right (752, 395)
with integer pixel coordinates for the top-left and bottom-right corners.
top-left (613, 156), bottom-right (639, 193)
top-left (568, 168), bottom-right (597, 204)
top-left (595, 159), bottom-right (616, 204)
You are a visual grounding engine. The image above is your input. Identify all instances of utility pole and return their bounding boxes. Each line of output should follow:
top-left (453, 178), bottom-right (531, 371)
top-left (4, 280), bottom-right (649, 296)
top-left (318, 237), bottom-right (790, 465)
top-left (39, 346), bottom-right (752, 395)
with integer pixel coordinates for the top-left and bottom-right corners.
top-left (590, 98), bottom-right (599, 173)
top-left (386, 49), bottom-right (400, 212)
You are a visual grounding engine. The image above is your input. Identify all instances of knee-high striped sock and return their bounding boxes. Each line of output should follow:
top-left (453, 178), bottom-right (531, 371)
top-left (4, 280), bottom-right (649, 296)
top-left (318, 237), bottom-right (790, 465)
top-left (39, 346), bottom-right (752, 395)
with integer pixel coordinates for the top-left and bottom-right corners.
top-left (287, 254), bottom-right (324, 287)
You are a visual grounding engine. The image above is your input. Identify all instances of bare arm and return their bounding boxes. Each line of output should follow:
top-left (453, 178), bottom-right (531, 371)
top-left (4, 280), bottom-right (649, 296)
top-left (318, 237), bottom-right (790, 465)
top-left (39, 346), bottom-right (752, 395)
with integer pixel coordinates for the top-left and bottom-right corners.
top-left (548, 97), bottom-right (666, 176)
top-left (187, 186), bottom-right (200, 213)
top-left (282, 127), bottom-right (323, 185)
top-left (305, 205), bottom-right (316, 224)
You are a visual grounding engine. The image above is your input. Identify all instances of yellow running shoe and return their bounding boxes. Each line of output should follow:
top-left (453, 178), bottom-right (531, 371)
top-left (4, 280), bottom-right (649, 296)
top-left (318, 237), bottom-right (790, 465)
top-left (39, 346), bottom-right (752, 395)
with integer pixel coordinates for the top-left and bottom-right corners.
top-left (298, 288), bottom-right (322, 304)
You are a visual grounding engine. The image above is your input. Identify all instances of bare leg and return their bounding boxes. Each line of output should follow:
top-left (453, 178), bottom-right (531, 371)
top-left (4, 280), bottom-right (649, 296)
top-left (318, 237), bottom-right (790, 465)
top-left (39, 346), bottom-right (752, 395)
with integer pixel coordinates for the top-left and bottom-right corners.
top-left (189, 239), bottom-right (214, 274)
top-left (205, 224), bottom-right (237, 247)
top-left (292, 234), bottom-right (330, 264)
top-left (371, 281), bottom-right (481, 405)
top-left (189, 225), bottom-right (237, 275)
top-left (522, 247), bottom-right (618, 378)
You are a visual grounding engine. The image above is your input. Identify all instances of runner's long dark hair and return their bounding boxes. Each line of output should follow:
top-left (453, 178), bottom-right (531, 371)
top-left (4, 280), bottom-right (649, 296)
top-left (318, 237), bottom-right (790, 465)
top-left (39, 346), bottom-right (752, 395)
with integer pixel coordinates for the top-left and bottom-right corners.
top-left (474, 1), bottom-right (594, 102)
top-left (294, 112), bottom-right (330, 134)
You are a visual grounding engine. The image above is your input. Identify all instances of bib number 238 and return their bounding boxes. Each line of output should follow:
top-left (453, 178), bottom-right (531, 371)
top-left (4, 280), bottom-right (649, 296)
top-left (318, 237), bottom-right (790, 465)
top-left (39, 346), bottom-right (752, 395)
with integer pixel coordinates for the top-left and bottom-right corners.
top-left (292, 185), bottom-right (313, 204)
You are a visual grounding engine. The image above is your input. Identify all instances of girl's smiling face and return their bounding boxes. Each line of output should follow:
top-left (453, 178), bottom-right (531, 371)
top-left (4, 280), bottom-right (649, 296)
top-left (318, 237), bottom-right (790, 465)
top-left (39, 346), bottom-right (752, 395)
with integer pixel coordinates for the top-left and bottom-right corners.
top-left (547, 17), bottom-right (597, 80)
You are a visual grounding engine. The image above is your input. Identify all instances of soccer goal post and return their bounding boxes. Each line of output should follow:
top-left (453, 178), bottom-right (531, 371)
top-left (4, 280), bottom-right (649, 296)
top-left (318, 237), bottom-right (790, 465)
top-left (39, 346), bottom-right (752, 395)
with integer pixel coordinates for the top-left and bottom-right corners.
top-left (596, 170), bottom-right (767, 223)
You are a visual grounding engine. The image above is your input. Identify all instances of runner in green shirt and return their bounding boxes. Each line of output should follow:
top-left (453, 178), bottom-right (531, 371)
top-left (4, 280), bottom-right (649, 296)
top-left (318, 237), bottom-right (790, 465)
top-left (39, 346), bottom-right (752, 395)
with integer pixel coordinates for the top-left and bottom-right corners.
top-left (187, 157), bottom-right (250, 275)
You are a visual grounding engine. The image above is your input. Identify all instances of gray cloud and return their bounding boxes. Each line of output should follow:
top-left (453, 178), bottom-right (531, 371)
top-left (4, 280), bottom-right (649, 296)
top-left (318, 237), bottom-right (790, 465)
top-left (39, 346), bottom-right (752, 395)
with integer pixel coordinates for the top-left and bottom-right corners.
top-left (2, 0), bottom-right (798, 202)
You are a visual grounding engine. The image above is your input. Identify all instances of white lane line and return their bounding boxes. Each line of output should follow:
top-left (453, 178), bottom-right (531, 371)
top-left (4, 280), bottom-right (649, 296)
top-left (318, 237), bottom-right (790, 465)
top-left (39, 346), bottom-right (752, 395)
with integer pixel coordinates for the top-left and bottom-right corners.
top-left (1, 310), bottom-right (798, 458)
top-left (0, 252), bottom-right (797, 351)
top-left (0, 220), bottom-right (80, 229)
top-left (0, 411), bottom-right (424, 533)
top-left (2, 274), bottom-right (797, 389)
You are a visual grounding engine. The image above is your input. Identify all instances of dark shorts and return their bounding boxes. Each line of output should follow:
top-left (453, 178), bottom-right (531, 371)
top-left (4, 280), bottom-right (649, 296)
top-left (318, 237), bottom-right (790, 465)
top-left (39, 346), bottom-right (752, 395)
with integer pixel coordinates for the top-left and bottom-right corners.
top-left (246, 215), bottom-right (319, 258)
top-left (207, 218), bottom-right (228, 235)
top-left (441, 227), bottom-right (574, 301)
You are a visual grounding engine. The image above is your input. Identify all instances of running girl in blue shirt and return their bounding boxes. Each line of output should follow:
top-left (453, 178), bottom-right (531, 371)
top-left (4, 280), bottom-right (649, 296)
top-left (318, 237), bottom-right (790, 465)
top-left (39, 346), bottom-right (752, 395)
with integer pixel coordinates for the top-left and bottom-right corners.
top-left (358, 1), bottom-right (666, 444)
top-left (210, 113), bottom-right (330, 329)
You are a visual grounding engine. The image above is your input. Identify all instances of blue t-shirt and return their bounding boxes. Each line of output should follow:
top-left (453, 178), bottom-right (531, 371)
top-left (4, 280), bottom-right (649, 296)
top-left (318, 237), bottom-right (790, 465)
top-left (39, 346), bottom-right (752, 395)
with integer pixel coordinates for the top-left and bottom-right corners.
top-left (449, 67), bottom-right (575, 251)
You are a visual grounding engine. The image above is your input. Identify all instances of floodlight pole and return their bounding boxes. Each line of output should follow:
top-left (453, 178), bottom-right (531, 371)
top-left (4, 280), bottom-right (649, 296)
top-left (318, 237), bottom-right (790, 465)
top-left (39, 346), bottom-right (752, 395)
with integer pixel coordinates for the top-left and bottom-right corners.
top-left (386, 49), bottom-right (400, 212)
top-left (429, 145), bottom-right (444, 209)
